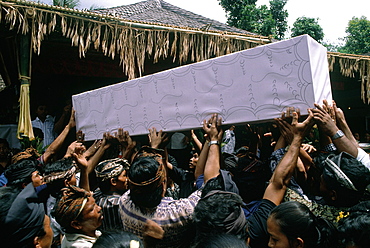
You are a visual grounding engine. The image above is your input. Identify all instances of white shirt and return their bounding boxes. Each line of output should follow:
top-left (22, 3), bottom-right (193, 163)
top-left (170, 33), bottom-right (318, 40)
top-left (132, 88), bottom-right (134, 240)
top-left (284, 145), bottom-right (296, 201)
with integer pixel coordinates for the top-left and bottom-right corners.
top-left (32, 115), bottom-right (56, 148)
top-left (61, 230), bottom-right (101, 248)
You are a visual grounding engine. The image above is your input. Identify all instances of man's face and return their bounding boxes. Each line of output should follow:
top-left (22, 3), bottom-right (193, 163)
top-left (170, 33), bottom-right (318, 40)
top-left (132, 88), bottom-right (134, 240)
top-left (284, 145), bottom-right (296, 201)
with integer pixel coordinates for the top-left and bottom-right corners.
top-left (31, 170), bottom-right (44, 187)
top-left (36, 105), bottom-right (48, 119)
top-left (115, 169), bottom-right (129, 192)
top-left (189, 152), bottom-right (199, 169)
top-left (80, 196), bottom-right (103, 234)
top-left (319, 175), bottom-right (334, 204)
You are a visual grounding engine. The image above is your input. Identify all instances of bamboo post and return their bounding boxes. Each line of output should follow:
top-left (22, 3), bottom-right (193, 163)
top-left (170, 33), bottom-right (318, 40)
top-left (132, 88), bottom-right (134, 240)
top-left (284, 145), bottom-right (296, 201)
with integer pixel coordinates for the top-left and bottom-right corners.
top-left (17, 33), bottom-right (34, 140)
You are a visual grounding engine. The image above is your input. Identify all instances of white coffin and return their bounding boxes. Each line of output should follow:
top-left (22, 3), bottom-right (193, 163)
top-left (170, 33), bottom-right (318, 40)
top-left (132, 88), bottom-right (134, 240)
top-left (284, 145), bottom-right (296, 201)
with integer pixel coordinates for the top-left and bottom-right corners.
top-left (72, 34), bottom-right (332, 140)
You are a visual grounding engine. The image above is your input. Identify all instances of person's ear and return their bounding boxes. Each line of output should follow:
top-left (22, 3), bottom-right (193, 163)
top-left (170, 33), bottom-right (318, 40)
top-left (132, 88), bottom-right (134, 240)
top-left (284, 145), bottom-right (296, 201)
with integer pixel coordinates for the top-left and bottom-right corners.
top-left (70, 220), bottom-right (83, 230)
top-left (111, 178), bottom-right (117, 186)
top-left (64, 179), bottom-right (70, 187)
top-left (34, 236), bottom-right (41, 248)
top-left (331, 190), bottom-right (337, 201)
top-left (295, 237), bottom-right (304, 248)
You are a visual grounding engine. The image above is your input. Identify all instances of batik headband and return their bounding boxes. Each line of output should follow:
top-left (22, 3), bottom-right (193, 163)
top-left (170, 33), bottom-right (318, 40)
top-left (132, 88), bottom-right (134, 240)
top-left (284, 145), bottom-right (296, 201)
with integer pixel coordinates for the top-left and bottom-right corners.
top-left (43, 165), bottom-right (77, 183)
top-left (95, 158), bottom-right (130, 181)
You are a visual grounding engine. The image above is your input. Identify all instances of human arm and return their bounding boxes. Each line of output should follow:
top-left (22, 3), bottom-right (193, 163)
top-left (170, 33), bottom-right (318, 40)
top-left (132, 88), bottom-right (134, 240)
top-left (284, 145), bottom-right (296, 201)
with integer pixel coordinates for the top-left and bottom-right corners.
top-left (115, 128), bottom-right (136, 161)
top-left (246, 124), bottom-right (261, 156)
top-left (82, 140), bottom-right (101, 159)
top-left (53, 104), bottom-right (71, 134)
top-left (72, 146), bottom-right (90, 191)
top-left (202, 114), bottom-right (223, 183)
top-left (312, 103), bottom-right (358, 157)
top-left (194, 135), bottom-right (210, 181)
top-left (191, 129), bottom-right (203, 152)
top-left (332, 100), bottom-right (359, 147)
top-left (263, 109), bottom-right (314, 206)
top-left (42, 108), bottom-right (76, 164)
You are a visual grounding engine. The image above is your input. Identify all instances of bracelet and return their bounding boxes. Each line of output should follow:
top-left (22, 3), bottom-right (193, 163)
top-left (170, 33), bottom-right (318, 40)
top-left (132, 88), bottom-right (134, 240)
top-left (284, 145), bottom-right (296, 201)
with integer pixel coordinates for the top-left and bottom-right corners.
top-left (331, 130), bottom-right (345, 140)
top-left (208, 140), bottom-right (219, 146)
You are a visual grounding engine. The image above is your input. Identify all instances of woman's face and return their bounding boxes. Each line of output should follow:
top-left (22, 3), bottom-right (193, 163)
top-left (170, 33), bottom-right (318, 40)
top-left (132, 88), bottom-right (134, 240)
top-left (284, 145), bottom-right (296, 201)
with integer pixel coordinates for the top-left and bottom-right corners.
top-left (267, 216), bottom-right (292, 248)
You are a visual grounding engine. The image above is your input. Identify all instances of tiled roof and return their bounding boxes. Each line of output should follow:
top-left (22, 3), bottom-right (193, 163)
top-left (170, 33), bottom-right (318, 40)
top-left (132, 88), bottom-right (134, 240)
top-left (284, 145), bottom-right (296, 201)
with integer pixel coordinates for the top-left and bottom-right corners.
top-left (92, 0), bottom-right (257, 36)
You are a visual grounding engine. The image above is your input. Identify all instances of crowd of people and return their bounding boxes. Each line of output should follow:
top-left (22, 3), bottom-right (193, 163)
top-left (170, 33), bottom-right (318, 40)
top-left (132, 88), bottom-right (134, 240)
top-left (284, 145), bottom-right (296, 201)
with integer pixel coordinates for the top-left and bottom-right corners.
top-left (0, 99), bottom-right (370, 248)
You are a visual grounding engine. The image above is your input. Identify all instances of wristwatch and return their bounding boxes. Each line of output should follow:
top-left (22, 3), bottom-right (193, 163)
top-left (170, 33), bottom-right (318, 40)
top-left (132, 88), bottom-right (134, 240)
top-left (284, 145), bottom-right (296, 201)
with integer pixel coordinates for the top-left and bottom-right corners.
top-left (331, 130), bottom-right (345, 140)
top-left (208, 140), bottom-right (220, 146)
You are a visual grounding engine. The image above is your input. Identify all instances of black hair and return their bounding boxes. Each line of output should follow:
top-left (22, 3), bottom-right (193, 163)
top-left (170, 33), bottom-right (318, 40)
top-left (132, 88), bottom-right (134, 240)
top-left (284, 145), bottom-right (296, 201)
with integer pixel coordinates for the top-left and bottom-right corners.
top-left (193, 191), bottom-right (247, 241)
top-left (128, 156), bottom-right (164, 208)
top-left (4, 159), bottom-right (38, 188)
top-left (269, 201), bottom-right (338, 248)
top-left (92, 230), bottom-right (143, 248)
top-left (321, 152), bottom-right (370, 207)
top-left (97, 177), bottom-right (117, 194)
top-left (338, 201), bottom-right (370, 248)
top-left (191, 233), bottom-right (248, 248)
top-left (0, 138), bottom-right (10, 148)
top-left (43, 157), bottom-right (74, 175)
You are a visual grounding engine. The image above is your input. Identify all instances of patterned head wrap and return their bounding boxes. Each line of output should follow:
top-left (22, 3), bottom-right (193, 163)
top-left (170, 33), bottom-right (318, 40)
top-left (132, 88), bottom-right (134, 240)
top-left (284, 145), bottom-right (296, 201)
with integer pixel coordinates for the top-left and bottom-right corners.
top-left (53, 185), bottom-right (91, 229)
top-left (129, 146), bottom-right (166, 193)
top-left (11, 147), bottom-right (40, 164)
top-left (43, 165), bottom-right (77, 184)
top-left (95, 158), bottom-right (130, 182)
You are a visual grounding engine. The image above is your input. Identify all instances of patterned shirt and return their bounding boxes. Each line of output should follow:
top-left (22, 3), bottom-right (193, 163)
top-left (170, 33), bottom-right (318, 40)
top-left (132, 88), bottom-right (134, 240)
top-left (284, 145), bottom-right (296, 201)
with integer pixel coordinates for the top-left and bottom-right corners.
top-left (94, 189), bottom-right (123, 231)
top-left (119, 189), bottom-right (201, 247)
top-left (284, 188), bottom-right (348, 225)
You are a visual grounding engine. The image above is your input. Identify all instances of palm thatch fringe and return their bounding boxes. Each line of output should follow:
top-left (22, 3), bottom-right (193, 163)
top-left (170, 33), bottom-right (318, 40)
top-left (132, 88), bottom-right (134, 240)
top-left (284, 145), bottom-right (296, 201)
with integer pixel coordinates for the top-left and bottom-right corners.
top-left (328, 52), bottom-right (370, 103)
top-left (0, 1), bottom-right (263, 80)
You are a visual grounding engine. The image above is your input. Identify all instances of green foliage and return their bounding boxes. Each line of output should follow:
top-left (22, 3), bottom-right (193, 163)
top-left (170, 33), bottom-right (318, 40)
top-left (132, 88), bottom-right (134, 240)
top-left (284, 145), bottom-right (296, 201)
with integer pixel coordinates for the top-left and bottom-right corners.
top-left (53, 0), bottom-right (80, 8)
top-left (269, 0), bottom-right (288, 39)
top-left (19, 136), bottom-right (45, 154)
top-left (338, 16), bottom-right (370, 55)
top-left (322, 41), bottom-right (342, 52)
top-left (291, 17), bottom-right (324, 42)
top-left (218, 0), bottom-right (288, 39)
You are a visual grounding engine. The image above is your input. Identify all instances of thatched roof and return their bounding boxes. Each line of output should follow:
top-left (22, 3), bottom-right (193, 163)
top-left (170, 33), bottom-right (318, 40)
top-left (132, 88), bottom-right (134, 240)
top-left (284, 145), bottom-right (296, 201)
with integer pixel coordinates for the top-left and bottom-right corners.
top-left (92, 0), bottom-right (255, 35)
top-left (328, 52), bottom-right (370, 103)
top-left (0, 0), bottom-right (270, 80)
top-left (1, 0), bottom-right (370, 102)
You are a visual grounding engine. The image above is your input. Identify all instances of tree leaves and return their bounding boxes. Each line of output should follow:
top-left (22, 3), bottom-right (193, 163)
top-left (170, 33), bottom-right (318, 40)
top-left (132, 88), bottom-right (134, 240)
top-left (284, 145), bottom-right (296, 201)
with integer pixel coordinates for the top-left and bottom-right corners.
top-left (218, 0), bottom-right (288, 40)
top-left (291, 17), bottom-right (324, 42)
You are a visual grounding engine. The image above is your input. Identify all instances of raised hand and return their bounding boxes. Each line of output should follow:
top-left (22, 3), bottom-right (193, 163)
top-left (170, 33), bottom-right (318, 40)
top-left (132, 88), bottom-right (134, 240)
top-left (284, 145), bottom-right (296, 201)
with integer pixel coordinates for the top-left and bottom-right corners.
top-left (202, 113), bottom-right (223, 142)
top-left (116, 128), bottom-right (136, 149)
top-left (311, 104), bottom-right (339, 137)
top-left (148, 127), bottom-right (168, 149)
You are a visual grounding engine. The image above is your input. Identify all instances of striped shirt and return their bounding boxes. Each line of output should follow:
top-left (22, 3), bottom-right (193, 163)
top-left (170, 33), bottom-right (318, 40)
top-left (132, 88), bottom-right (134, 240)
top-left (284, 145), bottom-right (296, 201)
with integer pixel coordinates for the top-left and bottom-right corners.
top-left (119, 189), bottom-right (201, 247)
top-left (94, 189), bottom-right (123, 231)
